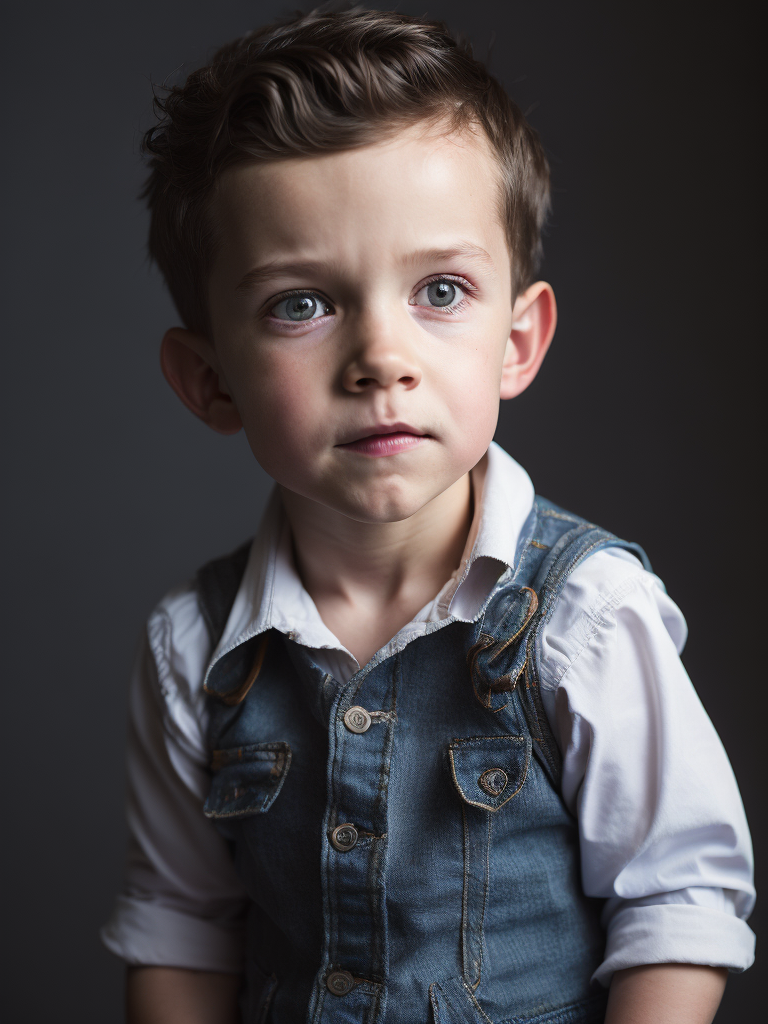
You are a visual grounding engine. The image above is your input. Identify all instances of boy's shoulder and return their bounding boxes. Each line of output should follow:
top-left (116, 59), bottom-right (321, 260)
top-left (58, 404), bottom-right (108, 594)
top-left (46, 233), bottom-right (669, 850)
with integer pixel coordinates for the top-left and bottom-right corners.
top-left (522, 495), bottom-right (681, 665)
top-left (551, 543), bottom-right (674, 638)
top-left (145, 572), bottom-right (219, 707)
top-left (534, 540), bottom-right (686, 709)
top-left (529, 495), bottom-right (674, 634)
top-left (147, 534), bottom-right (256, 681)
top-left (511, 493), bottom-right (661, 620)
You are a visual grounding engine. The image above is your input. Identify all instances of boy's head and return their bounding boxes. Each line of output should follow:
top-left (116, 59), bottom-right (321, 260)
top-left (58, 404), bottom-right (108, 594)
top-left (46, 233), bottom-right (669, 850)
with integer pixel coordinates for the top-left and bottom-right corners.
top-left (146, 5), bottom-right (557, 525)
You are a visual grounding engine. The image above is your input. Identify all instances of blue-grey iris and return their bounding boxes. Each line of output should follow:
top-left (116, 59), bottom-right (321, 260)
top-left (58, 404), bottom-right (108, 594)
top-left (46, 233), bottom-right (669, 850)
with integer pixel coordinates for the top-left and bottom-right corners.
top-left (285, 295), bottom-right (317, 320)
top-left (428, 281), bottom-right (456, 307)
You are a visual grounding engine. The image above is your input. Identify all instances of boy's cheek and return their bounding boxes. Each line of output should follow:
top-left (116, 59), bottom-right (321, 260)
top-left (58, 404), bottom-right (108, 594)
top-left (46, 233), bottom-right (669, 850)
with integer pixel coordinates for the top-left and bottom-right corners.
top-left (234, 381), bottom-right (332, 474)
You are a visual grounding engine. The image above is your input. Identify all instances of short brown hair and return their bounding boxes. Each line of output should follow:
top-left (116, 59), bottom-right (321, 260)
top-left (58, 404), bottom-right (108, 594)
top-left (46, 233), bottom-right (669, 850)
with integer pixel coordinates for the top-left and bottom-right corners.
top-left (142, 3), bottom-right (550, 335)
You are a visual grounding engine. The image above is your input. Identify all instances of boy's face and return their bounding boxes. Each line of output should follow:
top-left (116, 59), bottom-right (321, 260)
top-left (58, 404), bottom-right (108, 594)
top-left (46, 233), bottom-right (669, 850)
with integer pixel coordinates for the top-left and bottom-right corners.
top-left (177, 123), bottom-right (553, 524)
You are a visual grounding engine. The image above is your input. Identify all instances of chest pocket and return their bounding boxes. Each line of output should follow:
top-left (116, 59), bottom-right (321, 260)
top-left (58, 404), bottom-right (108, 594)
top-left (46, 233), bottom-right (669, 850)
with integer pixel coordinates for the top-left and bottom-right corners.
top-left (204, 741), bottom-right (292, 820)
top-left (440, 734), bottom-right (531, 1004)
top-left (448, 734), bottom-right (530, 811)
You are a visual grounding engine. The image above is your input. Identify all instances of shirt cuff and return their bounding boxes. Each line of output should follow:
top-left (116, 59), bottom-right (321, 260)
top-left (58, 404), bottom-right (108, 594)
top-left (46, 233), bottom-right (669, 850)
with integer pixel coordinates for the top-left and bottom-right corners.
top-left (100, 895), bottom-right (245, 973)
top-left (592, 903), bottom-right (756, 988)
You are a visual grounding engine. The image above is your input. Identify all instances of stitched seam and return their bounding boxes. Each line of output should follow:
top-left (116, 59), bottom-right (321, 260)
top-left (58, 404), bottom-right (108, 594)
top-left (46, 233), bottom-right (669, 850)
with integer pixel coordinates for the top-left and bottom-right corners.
top-left (324, 689), bottom-right (348, 973)
top-left (488, 588), bottom-right (539, 662)
top-left (538, 509), bottom-right (584, 524)
top-left (429, 984), bottom-right (442, 1024)
top-left (572, 563), bottom-right (655, 631)
top-left (451, 735), bottom-right (528, 744)
top-left (460, 800), bottom-right (470, 981)
top-left (538, 536), bottom-right (609, 626)
top-left (521, 653), bottom-right (562, 784)
top-left (448, 740), bottom-right (530, 810)
top-left (468, 633), bottom-right (495, 708)
top-left (460, 976), bottom-right (494, 1023)
top-left (538, 569), bottom-right (661, 691)
top-left (474, 811), bottom-right (491, 989)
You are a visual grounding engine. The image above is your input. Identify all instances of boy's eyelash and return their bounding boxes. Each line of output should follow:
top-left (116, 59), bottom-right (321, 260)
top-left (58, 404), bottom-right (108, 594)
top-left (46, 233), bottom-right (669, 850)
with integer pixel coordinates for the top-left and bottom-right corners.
top-left (268, 287), bottom-right (335, 311)
top-left (418, 273), bottom-right (475, 293)
top-left (264, 274), bottom-right (476, 324)
top-left (413, 274), bottom-right (475, 315)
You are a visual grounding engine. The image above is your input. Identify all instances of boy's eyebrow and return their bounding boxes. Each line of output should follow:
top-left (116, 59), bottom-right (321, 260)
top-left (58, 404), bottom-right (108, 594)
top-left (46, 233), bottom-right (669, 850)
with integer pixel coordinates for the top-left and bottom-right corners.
top-left (235, 242), bottom-right (495, 290)
top-left (401, 243), bottom-right (496, 271)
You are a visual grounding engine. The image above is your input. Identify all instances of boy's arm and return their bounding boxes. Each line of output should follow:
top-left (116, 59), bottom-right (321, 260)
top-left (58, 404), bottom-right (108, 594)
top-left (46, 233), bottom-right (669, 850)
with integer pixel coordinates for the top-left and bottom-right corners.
top-left (605, 964), bottom-right (727, 1023)
top-left (101, 601), bottom-right (248, 992)
top-left (539, 550), bottom-right (755, 987)
top-left (126, 966), bottom-right (242, 1024)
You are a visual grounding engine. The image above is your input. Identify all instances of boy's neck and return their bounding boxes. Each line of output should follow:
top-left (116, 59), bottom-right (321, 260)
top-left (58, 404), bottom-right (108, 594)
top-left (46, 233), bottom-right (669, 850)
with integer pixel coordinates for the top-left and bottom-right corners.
top-left (279, 473), bottom-right (473, 665)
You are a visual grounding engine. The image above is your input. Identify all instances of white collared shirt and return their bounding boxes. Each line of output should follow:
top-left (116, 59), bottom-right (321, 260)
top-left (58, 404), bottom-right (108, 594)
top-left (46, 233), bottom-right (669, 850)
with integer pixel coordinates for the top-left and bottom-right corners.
top-left (101, 442), bottom-right (755, 985)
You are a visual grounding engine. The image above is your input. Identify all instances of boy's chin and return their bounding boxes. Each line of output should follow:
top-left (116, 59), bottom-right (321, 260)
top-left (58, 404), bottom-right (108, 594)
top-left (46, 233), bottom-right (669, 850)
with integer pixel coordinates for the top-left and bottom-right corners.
top-left (326, 487), bottom-right (435, 525)
top-left (286, 478), bottom-right (454, 526)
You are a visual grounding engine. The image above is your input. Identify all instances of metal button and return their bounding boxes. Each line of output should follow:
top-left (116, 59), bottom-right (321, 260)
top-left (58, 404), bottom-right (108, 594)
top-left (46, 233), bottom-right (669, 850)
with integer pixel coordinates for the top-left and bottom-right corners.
top-left (330, 823), bottom-right (359, 851)
top-left (479, 767), bottom-right (508, 797)
top-left (343, 706), bottom-right (371, 733)
top-left (326, 969), bottom-right (355, 995)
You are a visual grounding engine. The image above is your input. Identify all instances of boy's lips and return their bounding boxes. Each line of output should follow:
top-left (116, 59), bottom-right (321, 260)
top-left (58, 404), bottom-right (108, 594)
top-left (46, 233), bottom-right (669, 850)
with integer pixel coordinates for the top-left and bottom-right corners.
top-left (335, 422), bottom-right (431, 457)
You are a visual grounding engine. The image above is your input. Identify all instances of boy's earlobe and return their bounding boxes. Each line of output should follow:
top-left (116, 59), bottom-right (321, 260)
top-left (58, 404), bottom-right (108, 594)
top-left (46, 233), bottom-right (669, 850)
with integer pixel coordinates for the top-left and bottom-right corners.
top-left (160, 328), bottom-right (243, 435)
top-left (499, 282), bottom-right (557, 401)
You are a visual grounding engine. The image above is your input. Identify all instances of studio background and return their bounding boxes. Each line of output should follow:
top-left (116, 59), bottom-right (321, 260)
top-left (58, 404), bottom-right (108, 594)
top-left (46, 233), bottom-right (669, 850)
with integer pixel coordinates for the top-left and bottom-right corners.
top-left (3, 1), bottom-right (762, 1020)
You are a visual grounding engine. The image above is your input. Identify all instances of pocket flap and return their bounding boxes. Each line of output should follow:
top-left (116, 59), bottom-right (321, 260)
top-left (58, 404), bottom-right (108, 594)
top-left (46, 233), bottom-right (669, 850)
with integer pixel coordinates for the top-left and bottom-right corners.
top-left (448, 735), bottom-right (530, 811)
top-left (204, 741), bottom-right (291, 819)
top-left (429, 975), bottom-right (492, 1023)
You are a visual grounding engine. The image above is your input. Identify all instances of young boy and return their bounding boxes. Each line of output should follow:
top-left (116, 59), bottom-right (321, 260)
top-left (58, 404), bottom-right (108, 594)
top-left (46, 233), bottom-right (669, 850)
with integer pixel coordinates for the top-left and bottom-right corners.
top-left (101, 6), bottom-right (755, 1022)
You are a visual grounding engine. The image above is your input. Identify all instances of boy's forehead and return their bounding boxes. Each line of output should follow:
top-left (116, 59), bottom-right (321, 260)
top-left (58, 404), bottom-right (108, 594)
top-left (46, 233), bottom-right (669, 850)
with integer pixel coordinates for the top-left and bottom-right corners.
top-left (210, 124), bottom-right (510, 283)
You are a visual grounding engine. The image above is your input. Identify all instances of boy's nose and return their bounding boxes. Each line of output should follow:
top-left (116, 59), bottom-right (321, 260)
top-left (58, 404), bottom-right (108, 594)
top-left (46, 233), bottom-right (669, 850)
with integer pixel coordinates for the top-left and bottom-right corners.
top-left (340, 314), bottom-right (423, 393)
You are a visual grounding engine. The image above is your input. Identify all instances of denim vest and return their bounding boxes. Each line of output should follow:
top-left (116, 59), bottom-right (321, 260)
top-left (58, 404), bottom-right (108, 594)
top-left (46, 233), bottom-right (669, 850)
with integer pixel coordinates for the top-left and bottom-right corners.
top-left (197, 497), bottom-right (650, 1024)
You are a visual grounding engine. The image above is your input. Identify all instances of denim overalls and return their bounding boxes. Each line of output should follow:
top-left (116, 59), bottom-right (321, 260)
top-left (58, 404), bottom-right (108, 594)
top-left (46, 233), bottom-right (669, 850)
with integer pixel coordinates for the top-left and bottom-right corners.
top-left (198, 497), bottom-right (650, 1024)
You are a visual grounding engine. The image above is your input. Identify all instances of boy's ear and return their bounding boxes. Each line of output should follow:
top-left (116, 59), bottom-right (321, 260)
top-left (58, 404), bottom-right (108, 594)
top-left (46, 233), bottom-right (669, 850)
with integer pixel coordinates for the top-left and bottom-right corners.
top-left (499, 282), bottom-right (557, 401)
top-left (160, 328), bottom-right (242, 435)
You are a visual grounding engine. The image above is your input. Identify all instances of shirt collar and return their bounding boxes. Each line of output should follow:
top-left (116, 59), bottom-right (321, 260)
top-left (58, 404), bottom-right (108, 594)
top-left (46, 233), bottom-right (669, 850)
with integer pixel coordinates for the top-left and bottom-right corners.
top-left (208, 442), bottom-right (535, 671)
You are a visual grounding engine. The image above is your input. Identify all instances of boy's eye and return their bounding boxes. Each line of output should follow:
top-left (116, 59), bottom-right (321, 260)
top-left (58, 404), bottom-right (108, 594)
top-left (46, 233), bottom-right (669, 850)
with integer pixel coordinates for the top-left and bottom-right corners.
top-left (411, 278), bottom-right (468, 311)
top-left (267, 278), bottom-right (470, 323)
top-left (269, 292), bottom-right (332, 321)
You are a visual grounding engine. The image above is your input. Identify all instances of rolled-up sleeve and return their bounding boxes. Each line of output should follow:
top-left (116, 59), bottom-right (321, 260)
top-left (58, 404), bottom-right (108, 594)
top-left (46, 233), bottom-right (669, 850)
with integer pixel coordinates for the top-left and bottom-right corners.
top-left (100, 587), bottom-right (248, 971)
top-left (538, 548), bottom-right (755, 987)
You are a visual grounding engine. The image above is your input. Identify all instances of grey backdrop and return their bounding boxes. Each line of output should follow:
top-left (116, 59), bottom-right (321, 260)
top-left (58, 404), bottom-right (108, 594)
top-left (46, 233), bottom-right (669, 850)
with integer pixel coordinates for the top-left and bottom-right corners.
top-left (4, 1), bottom-right (763, 1020)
